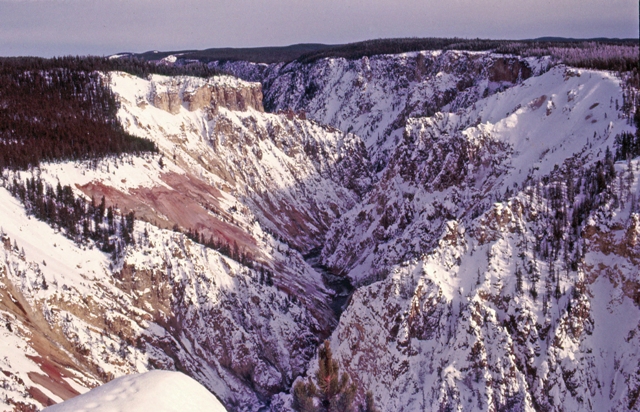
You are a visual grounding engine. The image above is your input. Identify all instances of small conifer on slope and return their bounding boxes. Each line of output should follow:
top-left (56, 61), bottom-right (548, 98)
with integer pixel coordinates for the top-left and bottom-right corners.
top-left (292, 340), bottom-right (379, 412)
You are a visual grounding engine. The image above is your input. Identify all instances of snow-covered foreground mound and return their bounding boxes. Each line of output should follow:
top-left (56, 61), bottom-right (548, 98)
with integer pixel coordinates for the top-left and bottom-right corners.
top-left (43, 371), bottom-right (227, 412)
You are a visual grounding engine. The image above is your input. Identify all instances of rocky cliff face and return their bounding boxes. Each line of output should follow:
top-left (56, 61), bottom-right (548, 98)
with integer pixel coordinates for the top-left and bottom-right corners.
top-left (303, 66), bottom-right (640, 411)
top-left (0, 72), bottom-right (370, 411)
top-left (104, 72), bottom-right (371, 253)
top-left (0, 202), bottom-right (332, 410)
top-left (320, 66), bottom-right (632, 281)
top-left (148, 75), bottom-right (264, 114)
top-left (213, 51), bottom-right (548, 169)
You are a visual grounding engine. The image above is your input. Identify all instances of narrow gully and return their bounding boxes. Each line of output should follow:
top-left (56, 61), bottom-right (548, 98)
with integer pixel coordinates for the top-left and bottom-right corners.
top-left (303, 247), bottom-right (354, 320)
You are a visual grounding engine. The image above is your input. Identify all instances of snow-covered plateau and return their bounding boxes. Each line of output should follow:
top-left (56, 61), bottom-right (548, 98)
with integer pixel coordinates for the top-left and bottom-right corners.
top-left (1, 50), bottom-right (638, 412)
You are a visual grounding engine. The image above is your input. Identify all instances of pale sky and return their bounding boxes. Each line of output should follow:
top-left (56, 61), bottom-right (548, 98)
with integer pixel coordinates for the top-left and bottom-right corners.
top-left (0, 0), bottom-right (637, 57)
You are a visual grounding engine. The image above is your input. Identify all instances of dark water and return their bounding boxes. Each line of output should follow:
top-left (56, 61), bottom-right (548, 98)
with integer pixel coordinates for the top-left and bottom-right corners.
top-left (304, 247), bottom-right (354, 319)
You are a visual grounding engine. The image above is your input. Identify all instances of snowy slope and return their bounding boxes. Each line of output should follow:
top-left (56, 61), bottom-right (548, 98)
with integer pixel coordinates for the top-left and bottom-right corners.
top-left (0, 180), bottom-right (333, 410)
top-left (322, 165), bottom-right (640, 411)
top-left (214, 51), bottom-right (550, 169)
top-left (304, 65), bottom-right (640, 411)
top-left (43, 371), bottom-right (227, 412)
top-left (0, 71), bottom-right (370, 411)
top-left (106, 71), bottom-right (370, 252)
top-left (322, 65), bottom-right (634, 284)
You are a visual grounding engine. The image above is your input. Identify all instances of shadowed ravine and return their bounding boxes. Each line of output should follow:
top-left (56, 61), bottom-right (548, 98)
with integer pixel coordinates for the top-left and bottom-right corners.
top-left (304, 247), bottom-right (354, 321)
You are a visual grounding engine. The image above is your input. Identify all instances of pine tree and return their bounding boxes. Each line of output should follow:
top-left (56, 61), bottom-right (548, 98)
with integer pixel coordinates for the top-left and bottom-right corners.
top-left (292, 380), bottom-right (319, 412)
top-left (605, 146), bottom-right (616, 180)
top-left (292, 340), bottom-right (357, 412)
top-left (360, 392), bottom-right (379, 412)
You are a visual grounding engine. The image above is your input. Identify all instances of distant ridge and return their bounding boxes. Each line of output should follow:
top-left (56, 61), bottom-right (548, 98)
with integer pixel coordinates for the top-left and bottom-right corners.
top-left (130, 43), bottom-right (331, 64)
top-left (530, 36), bottom-right (638, 43)
top-left (120, 37), bottom-right (639, 65)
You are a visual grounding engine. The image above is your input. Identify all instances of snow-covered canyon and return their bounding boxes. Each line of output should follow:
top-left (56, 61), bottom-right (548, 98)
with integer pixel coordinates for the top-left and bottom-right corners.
top-left (1, 50), bottom-right (638, 411)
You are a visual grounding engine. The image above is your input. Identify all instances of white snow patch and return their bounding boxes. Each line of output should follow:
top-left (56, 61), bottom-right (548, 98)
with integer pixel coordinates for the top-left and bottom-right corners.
top-left (43, 370), bottom-right (227, 412)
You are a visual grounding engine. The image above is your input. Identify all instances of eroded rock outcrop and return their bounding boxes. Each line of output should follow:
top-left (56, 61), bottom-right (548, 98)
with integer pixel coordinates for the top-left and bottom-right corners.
top-left (148, 75), bottom-right (264, 114)
top-left (488, 57), bottom-right (533, 83)
top-left (214, 51), bottom-right (548, 169)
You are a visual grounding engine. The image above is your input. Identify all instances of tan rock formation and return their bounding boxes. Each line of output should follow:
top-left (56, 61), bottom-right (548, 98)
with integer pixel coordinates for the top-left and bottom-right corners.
top-left (150, 84), bottom-right (182, 115)
top-left (488, 57), bottom-right (533, 83)
top-left (150, 76), bottom-right (264, 114)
